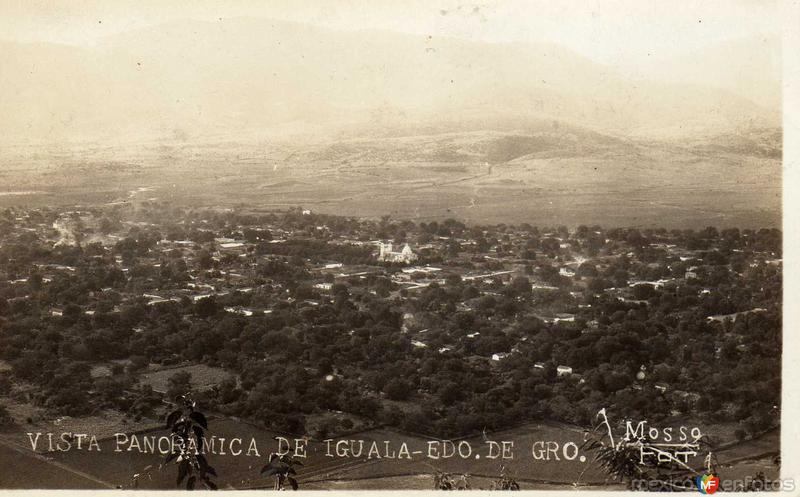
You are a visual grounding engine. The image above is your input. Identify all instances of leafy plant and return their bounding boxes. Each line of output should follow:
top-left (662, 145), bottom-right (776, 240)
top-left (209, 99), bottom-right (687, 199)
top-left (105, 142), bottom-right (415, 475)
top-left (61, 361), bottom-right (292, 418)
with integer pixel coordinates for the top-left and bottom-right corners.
top-left (432, 471), bottom-right (471, 490)
top-left (490, 466), bottom-right (520, 490)
top-left (433, 470), bottom-right (455, 490)
top-left (163, 395), bottom-right (218, 490)
top-left (581, 409), bottom-right (709, 490)
top-left (582, 433), bottom-right (646, 486)
top-left (744, 471), bottom-right (767, 492)
top-left (261, 453), bottom-right (303, 490)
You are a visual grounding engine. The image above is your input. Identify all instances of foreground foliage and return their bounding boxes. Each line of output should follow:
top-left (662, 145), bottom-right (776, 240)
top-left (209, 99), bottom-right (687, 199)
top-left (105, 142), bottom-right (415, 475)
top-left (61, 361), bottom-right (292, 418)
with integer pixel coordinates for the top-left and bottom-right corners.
top-left (164, 395), bottom-right (218, 490)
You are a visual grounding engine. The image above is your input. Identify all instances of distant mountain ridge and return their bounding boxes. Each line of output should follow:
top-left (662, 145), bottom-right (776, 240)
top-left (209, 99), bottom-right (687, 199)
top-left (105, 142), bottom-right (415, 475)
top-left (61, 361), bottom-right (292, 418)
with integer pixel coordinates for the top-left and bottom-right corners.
top-left (0, 17), bottom-right (781, 146)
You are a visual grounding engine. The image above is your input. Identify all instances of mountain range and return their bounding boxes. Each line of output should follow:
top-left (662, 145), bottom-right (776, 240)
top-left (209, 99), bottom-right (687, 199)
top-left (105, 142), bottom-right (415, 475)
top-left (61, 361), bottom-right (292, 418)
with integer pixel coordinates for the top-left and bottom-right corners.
top-left (0, 17), bottom-right (781, 146)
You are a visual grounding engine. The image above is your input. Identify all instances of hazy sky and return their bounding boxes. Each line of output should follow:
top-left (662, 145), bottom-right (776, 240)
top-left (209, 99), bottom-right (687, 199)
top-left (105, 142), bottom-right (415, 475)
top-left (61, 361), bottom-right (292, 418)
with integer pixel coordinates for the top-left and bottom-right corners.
top-left (0, 0), bottom-right (782, 70)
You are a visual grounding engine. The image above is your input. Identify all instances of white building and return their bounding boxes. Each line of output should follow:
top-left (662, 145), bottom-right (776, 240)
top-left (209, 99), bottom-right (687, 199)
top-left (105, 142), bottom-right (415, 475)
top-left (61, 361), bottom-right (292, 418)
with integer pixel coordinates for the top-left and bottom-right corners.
top-left (556, 365), bottom-right (573, 377)
top-left (377, 242), bottom-right (418, 264)
top-left (559, 267), bottom-right (576, 277)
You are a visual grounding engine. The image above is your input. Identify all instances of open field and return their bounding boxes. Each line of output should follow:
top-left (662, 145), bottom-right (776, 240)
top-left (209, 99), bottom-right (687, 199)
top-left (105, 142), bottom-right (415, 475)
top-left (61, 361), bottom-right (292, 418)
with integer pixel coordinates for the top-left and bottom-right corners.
top-left (0, 127), bottom-right (781, 229)
top-left (1, 398), bottom-right (161, 445)
top-left (138, 364), bottom-right (234, 394)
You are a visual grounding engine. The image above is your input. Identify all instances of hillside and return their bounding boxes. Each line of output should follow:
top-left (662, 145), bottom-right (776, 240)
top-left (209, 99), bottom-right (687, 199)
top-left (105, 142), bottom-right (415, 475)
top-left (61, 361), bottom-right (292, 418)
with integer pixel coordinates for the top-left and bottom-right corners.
top-left (0, 17), bottom-right (780, 145)
top-left (0, 123), bottom-right (781, 229)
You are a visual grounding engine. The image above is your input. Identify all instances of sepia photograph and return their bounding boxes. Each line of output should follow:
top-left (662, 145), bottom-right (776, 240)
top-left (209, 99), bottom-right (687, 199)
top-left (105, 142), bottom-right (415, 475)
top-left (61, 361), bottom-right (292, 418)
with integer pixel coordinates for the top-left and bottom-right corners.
top-left (0, 0), bottom-right (793, 492)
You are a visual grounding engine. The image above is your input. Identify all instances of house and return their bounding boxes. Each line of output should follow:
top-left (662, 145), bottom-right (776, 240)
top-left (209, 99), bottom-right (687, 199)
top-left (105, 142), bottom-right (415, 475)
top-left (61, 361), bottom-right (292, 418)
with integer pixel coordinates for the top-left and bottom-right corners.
top-left (559, 267), bottom-right (576, 277)
top-left (224, 307), bottom-right (256, 317)
top-left (554, 313), bottom-right (576, 323)
top-left (219, 242), bottom-right (245, 250)
top-left (401, 265), bottom-right (442, 274)
top-left (556, 365), bottom-right (573, 376)
top-left (540, 313), bottom-right (576, 324)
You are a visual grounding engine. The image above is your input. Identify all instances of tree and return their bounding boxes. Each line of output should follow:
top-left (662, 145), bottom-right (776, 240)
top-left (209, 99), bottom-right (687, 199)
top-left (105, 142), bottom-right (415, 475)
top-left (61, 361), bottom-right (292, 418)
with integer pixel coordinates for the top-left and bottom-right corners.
top-left (445, 240), bottom-right (461, 257)
top-left (195, 297), bottom-right (219, 318)
top-left (163, 395), bottom-right (217, 490)
top-left (445, 273), bottom-right (462, 287)
top-left (439, 382), bottom-right (463, 404)
top-left (197, 250), bottom-right (214, 270)
top-left (62, 304), bottom-right (83, 325)
top-left (588, 278), bottom-right (612, 293)
top-left (261, 453), bottom-right (303, 490)
top-left (577, 263), bottom-right (599, 278)
top-left (632, 284), bottom-right (657, 300)
top-left (510, 276), bottom-right (531, 297)
top-left (167, 371), bottom-right (192, 399)
top-left (384, 378), bottom-right (413, 401)
top-left (128, 355), bottom-right (150, 373)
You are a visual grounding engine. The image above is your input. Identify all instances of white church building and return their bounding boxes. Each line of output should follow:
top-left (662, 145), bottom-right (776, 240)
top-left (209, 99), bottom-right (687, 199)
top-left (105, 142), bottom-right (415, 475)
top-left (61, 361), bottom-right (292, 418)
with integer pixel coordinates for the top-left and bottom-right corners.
top-left (377, 242), bottom-right (418, 264)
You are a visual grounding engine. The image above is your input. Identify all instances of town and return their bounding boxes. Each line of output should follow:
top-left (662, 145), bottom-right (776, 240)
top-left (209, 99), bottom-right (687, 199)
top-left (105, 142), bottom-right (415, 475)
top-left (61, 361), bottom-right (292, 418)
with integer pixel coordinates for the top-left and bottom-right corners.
top-left (0, 202), bottom-right (782, 444)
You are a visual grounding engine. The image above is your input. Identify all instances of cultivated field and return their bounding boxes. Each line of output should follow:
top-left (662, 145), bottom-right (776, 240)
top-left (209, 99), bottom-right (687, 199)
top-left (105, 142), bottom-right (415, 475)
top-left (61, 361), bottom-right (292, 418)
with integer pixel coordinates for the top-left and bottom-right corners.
top-left (138, 364), bottom-right (234, 394)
